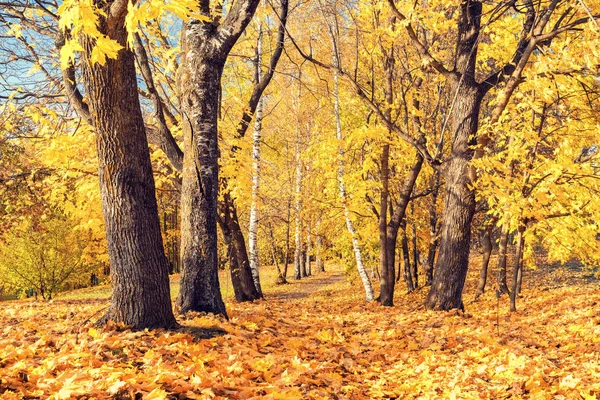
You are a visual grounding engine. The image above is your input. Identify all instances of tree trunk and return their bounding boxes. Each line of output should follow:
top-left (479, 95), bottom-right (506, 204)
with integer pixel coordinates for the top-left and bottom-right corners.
top-left (283, 198), bottom-right (291, 282)
top-left (316, 235), bottom-right (325, 272)
top-left (378, 143), bottom-right (392, 305)
top-left (218, 193), bottom-right (261, 302)
top-left (269, 223), bottom-right (286, 284)
top-left (293, 148), bottom-right (303, 280)
top-left (306, 226), bottom-right (312, 276)
top-left (81, 13), bottom-right (176, 329)
top-left (495, 223), bottom-right (512, 296)
top-left (248, 29), bottom-right (264, 298)
top-left (510, 223), bottom-right (526, 312)
top-left (332, 54), bottom-right (374, 301)
top-left (299, 247), bottom-right (307, 278)
top-left (425, 171), bottom-right (440, 285)
top-left (401, 219), bottom-right (414, 293)
top-left (177, 28), bottom-right (228, 316)
top-left (410, 207), bottom-right (419, 288)
top-left (424, 0), bottom-right (484, 311)
top-left (425, 83), bottom-right (482, 310)
top-left (475, 223), bottom-right (493, 299)
top-left (175, 0), bottom-right (261, 317)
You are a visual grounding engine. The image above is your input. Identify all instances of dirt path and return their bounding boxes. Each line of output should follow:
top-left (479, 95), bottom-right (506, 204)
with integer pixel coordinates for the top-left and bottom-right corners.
top-left (264, 269), bottom-right (350, 301)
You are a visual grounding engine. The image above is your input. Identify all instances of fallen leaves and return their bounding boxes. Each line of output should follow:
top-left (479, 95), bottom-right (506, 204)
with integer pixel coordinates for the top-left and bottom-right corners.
top-left (1, 265), bottom-right (600, 398)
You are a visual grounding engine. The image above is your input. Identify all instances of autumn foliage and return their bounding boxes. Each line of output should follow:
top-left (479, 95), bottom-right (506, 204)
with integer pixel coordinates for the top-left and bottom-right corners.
top-left (1, 264), bottom-right (599, 399)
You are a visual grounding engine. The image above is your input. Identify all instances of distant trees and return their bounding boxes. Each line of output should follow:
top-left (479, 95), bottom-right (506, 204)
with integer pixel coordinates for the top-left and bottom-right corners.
top-left (1, 0), bottom-right (598, 319)
top-left (0, 215), bottom-right (92, 300)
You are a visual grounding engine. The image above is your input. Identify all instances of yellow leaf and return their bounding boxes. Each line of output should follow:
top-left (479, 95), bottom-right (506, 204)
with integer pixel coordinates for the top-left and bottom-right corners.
top-left (60, 39), bottom-right (84, 69)
top-left (88, 327), bottom-right (101, 340)
top-left (90, 36), bottom-right (123, 66)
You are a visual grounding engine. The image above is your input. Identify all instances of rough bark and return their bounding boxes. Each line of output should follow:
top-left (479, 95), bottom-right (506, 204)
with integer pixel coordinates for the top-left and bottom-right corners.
top-left (80, 6), bottom-right (176, 329)
top-left (425, 0), bottom-right (484, 311)
top-left (176, 0), bottom-right (261, 316)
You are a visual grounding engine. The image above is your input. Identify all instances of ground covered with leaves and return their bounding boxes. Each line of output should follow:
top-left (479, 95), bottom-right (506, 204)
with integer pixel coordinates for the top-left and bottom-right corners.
top-left (1, 263), bottom-right (600, 399)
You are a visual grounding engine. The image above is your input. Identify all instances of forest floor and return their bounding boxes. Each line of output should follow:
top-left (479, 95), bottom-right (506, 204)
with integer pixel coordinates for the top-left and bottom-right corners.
top-left (1, 261), bottom-right (600, 399)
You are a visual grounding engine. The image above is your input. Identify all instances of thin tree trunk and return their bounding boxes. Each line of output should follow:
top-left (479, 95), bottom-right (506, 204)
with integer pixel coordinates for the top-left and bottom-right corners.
top-left (401, 219), bottom-right (414, 293)
top-left (379, 143), bottom-right (392, 305)
top-left (248, 27), bottom-right (264, 297)
top-left (293, 140), bottom-right (303, 280)
top-left (425, 171), bottom-right (440, 285)
top-left (268, 224), bottom-right (286, 284)
top-left (475, 223), bottom-right (493, 298)
top-left (495, 224), bottom-right (512, 296)
top-left (332, 43), bottom-right (374, 302)
top-left (510, 223), bottom-right (526, 312)
top-left (81, 12), bottom-right (176, 329)
top-left (306, 224), bottom-right (312, 276)
top-left (316, 235), bottom-right (324, 272)
top-left (283, 198), bottom-right (291, 281)
top-left (218, 193), bottom-right (261, 301)
top-left (410, 206), bottom-right (419, 288)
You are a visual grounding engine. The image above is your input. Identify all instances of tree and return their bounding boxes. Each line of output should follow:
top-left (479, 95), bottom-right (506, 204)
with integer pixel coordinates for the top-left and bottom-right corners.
top-left (57, 0), bottom-right (178, 328)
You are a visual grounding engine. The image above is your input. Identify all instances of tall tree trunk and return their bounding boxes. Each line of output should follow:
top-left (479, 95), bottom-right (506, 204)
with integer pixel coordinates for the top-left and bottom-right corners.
top-left (475, 223), bottom-right (493, 298)
top-left (425, 171), bottom-right (441, 285)
top-left (425, 84), bottom-right (482, 310)
top-left (378, 34), bottom-right (394, 306)
top-left (425, 0), bottom-right (484, 310)
top-left (81, 11), bottom-right (176, 329)
top-left (495, 224), bottom-right (512, 296)
top-left (218, 194), bottom-right (261, 302)
top-left (248, 28), bottom-right (264, 297)
top-left (175, 0), bottom-right (261, 317)
top-left (390, 157), bottom-right (423, 286)
top-left (510, 223), bottom-right (526, 312)
top-left (178, 51), bottom-right (227, 315)
top-left (332, 48), bottom-right (374, 302)
top-left (293, 140), bottom-right (303, 280)
top-left (283, 198), bottom-right (291, 282)
top-left (410, 205), bottom-right (419, 288)
top-left (379, 144), bottom-right (392, 305)
top-left (306, 225), bottom-right (312, 276)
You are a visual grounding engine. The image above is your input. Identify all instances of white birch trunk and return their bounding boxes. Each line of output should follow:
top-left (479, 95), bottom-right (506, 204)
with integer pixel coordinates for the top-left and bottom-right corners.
top-left (248, 26), bottom-right (263, 296)
top-left (332, 43), bottom-right (374, 302)
top-left (293, 71), bottom-right (304, 280)
top-left (306, 222), bottom-right (312, 276)
top-left (293, 140), bottom-right (303, 280)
